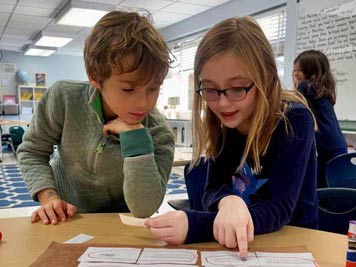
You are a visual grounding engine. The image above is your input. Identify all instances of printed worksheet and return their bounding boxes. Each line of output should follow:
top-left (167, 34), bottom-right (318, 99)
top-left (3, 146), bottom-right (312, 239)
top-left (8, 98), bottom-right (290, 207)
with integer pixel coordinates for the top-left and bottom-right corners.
top-left (201, 251), bottom-right (259, 267)
top-left (201, 251), bottom-right (317, 267)
top-left (256, 252), bottom-right (316, 267)
top-left (78, 263), bottom-right (197, 267)
top-left (78, 247), bottom-right (141, 263)
top-left (77, 247), bottom-right (317, 267)
top-left (137, 248), bottom-right (198, 265)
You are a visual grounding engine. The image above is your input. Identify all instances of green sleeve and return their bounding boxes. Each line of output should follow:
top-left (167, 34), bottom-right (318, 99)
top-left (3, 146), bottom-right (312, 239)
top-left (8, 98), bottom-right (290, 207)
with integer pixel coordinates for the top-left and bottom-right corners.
top-left (120, 128), bottom-right (154, 158)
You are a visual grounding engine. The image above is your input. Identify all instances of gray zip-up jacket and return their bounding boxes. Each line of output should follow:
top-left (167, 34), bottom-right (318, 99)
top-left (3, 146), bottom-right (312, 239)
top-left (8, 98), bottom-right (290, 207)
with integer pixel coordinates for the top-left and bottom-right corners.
top-left (17, 80), bottom-right (175, 218)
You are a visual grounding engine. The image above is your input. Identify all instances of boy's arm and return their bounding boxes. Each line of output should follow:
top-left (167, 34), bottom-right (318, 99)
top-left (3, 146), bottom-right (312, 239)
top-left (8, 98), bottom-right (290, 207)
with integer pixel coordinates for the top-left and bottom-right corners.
top-left (121, 109), bottom-right (175, 218)
top-left (17, 82), bottom-right (64, 201)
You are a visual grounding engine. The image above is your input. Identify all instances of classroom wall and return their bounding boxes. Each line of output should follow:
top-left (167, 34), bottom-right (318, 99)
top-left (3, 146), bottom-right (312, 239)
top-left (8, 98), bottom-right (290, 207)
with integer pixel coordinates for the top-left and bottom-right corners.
top-left (159, 0), bottom-right (297, 89)
top-left (1, 50), bottom-right (87, 95)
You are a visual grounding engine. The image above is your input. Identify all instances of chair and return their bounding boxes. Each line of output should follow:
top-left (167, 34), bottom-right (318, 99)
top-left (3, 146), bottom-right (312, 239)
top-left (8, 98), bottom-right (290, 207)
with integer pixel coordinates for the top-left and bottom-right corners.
top-left (317, 187), bottom-right (356, 234)
top-left (326, 152), bottom-right (356, 188)
top-left (9, 126), bottom-right (25, 149)
top-left (0, 126), bottom-right (25, 155)
top-left (1, 127), bottom-right (16, 154)
top-left (168, 158), bottom-right (209, 211)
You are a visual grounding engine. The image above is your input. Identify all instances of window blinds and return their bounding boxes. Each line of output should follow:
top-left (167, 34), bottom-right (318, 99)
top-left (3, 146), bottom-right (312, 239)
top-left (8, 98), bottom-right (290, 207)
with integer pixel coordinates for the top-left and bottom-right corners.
top-left (168, 6), bottom-right (287, 73)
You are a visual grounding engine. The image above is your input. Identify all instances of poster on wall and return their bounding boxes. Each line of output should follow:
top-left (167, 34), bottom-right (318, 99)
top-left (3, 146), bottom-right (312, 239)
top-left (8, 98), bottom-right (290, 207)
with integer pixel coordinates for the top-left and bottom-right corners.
top-left (296, 0), bottom-right (356, 120)
top-left (35, 73), bottom-right (46, 87)
top-left (0, 62), bottom-right (16, 101)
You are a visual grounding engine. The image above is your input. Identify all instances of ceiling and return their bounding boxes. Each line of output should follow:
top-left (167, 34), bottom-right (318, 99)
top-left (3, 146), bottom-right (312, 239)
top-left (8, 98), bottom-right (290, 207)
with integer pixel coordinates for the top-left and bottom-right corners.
top-left (0, 0), bottom-right (230, 56)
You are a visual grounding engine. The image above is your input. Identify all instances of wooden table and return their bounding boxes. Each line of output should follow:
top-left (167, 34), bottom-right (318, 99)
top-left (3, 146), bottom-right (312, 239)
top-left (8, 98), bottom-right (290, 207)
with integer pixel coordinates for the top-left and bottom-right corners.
top-left (0, 119), bottom-right (30, 162)
top-left (0, 213), bottom-right (347, 267)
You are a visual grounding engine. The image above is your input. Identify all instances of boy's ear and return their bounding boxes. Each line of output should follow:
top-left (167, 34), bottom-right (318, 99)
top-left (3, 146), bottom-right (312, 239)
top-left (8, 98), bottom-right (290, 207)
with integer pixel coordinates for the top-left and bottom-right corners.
top-left (89, 77), bottom-right (101, 90)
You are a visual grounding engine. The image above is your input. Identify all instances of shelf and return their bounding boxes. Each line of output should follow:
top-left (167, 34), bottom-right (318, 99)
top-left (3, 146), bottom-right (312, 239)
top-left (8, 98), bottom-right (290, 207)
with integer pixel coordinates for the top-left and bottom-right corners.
top-left (18, 85), bottom-right (48, 115)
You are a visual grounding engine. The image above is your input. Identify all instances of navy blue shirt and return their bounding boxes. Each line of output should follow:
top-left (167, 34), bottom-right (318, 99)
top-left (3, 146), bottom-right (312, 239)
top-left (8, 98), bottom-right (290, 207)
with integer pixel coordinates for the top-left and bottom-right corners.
top-left (185, 102), bottom-right (318, 244)
top-left (298, 80), bottom-right (347, 159)
top-left (298, 81), bottom-right (347, 187)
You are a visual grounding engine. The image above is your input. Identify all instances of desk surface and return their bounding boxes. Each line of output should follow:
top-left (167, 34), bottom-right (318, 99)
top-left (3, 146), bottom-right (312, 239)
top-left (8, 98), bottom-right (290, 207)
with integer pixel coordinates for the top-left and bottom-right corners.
top-left (339, 120), bottom-right (356, 132)
top-left (0, 119), bottom-right (31, 126)
top-left (0, 213), bottom-right (347, 267)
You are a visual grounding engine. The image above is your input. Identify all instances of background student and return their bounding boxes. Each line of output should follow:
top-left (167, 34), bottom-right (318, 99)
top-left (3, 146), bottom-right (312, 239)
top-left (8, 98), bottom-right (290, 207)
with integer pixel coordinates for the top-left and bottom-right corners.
top-left (293, 50), bottom-right (347, 188)
top-left (145, 16), bottom-right (318, 260)
top-left (17, 11), bottom-right (175, 225)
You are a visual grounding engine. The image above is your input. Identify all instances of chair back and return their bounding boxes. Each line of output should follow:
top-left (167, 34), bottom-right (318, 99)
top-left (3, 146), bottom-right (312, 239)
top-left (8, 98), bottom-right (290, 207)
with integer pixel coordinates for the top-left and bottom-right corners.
top-left (326, 152), bottom-right (356, 188)
top-left (317, 187), bottom-right (356, 234)
top-left (9, 126), bottom-right (25, 147)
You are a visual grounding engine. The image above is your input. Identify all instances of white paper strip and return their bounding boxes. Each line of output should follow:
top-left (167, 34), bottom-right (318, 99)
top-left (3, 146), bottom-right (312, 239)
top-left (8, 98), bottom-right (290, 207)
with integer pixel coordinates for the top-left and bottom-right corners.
top-left (63, 233), bottom-right (94, 244)
top-left (119, 213), bottom-right (147, 227)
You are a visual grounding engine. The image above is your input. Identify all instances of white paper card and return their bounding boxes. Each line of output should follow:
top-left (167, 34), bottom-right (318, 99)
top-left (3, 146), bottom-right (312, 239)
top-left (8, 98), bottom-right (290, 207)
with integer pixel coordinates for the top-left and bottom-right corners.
top-left (78, 247), bottom-right (141, 263)
top-left (256, 252), bottom-right (316, 267)
top-left (119, 213), bottom-right (147, 227)
top-left (201, 251), bottom-right (258, 267)
top-left (137, 248), bottom-right (198, 265)
top-left (63, 233), bottom-right (94, 244)
top-left (78, 263), bottom-right (196, 267)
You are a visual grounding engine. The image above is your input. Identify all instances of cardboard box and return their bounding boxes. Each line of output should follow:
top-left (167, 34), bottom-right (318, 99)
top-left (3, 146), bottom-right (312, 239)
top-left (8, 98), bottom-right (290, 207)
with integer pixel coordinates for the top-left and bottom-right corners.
top-left (3, 104), bottom-right (19, 115)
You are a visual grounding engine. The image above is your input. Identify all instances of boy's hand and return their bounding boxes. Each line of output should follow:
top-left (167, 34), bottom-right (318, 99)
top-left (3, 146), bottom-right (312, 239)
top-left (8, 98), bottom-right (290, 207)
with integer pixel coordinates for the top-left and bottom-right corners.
top-left (103, 117), bottom-right (143, 136)
top-left (144, 211), bottom-right (188, 244)
top-left (32, 189), bottom-right (77, 225)
top-left (214, 195), bottom-right (254, 260)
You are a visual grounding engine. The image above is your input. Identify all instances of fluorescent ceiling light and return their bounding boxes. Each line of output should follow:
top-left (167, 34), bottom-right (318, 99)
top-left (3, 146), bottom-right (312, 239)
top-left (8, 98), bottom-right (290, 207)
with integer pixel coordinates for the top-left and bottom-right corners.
top-left (55, 1), bottom-right (114, 27)
top-left (35, 36), bottom-right (73, 48)
top-left (24, 46), bottom-right (56, 57)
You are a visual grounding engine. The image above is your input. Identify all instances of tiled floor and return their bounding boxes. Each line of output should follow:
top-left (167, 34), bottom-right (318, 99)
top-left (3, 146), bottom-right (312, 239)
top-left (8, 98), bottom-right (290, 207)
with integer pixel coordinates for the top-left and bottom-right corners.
top-left (0, 150), bottom-right (187, 219)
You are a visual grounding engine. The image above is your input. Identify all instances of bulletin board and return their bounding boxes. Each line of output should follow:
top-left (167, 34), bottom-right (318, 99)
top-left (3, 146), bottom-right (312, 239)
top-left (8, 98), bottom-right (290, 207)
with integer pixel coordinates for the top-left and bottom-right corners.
top-left (296, 0), bottom-right (356, 120)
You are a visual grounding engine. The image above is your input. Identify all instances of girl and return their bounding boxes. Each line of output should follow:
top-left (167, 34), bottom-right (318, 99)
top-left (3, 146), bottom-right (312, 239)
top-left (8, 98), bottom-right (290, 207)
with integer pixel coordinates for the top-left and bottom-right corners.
top-left (293, 50), bottom-right (347, 188)
top-left (145, 17), bottom-right (318, 260)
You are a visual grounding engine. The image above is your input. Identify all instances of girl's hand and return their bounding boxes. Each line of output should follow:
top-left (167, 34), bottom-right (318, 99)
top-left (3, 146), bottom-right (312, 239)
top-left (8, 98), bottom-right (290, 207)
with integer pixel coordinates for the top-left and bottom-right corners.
top-left (103, 117), bottom-right (143, 136)
top-left (144, 211), bottom-right (188, 244)
top-left (214, 195), bottom-right (254, 260)
top-left (32, 189), bottom-right (77, 225)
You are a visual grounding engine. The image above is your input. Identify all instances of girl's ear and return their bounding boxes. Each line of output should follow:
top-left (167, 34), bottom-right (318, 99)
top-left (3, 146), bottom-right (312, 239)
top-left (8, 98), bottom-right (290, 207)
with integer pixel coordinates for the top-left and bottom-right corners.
top-left (89, 77), bottom-right (101, 91)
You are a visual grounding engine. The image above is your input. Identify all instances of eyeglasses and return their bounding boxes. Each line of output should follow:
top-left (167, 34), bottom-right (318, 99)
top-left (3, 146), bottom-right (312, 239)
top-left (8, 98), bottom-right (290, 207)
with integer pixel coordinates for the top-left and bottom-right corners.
top-left (196, 82), bottom-right (254, 102)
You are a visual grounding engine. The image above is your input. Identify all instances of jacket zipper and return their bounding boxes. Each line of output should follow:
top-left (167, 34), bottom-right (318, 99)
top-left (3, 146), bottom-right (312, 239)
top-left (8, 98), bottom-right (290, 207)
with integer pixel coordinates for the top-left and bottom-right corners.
top-left (93, 137), bottom-right (106, 174)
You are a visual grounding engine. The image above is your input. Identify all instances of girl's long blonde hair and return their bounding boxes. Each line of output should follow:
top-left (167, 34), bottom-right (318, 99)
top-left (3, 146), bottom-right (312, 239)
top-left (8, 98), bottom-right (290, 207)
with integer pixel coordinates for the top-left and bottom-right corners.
top-left (192, 17), bottom-right (309, 173)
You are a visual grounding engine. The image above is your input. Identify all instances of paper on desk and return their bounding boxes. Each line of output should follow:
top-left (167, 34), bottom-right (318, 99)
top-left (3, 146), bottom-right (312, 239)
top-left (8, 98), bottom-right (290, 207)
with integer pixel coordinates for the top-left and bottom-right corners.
top-left (201, 251), bottom-right (258, 266)
top-left (137, 248), bottom-right (198, 265)
top-left (78, 247), bottom-right (198, 266)
top-left (63, 233), bottom-right (94, 244)
top-left (119, 213), bottom-right (147, 227)
top-left (201, 251), bottom-right (317, 267)
top-left (255, 252), bottom-right (316, 267)
top-left (78, 247), bottom-right (141, 263)
top-left (78, 262), bottom-right (196, 267)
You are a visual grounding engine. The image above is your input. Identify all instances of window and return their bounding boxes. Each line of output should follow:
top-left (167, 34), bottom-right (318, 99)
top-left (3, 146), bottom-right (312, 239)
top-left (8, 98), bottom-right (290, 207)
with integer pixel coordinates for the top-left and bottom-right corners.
top-left (255, 7), bottom-right (287, 79)
top-left (159, 6), bottom-right (287, 112)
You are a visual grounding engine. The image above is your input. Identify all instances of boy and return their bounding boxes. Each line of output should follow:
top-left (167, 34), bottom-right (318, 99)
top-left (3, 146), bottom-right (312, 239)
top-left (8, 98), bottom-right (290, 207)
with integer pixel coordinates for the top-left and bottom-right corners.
top-left (17, 11), bottom-right (175, 225)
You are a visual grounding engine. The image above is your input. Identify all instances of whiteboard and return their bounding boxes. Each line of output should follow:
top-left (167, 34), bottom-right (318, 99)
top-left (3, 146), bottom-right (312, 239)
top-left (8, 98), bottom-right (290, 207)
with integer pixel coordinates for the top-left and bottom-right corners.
top-left (296, 0), bottom-right (356, 120)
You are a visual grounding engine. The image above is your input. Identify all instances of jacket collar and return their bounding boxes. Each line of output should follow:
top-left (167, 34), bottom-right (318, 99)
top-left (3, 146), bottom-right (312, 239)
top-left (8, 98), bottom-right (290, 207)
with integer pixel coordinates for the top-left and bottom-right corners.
top-left (88, 88), bottom-right (104, 123)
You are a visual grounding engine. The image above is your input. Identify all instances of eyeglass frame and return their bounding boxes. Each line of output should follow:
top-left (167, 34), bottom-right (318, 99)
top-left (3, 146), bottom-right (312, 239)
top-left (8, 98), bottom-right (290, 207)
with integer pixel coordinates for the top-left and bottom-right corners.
top-left (196, 82), bottom-right (255, 102)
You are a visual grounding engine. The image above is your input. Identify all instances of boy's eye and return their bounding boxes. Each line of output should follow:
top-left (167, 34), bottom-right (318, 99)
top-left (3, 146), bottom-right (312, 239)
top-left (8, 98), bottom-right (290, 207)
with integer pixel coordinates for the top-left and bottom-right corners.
top-left (149, 87), bottom-right (160, 92)
top-left (122, 88), bottom-right (134, 92)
